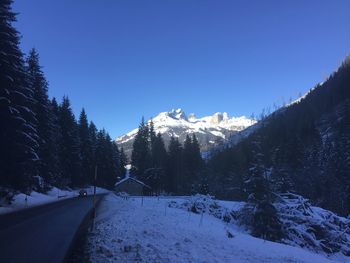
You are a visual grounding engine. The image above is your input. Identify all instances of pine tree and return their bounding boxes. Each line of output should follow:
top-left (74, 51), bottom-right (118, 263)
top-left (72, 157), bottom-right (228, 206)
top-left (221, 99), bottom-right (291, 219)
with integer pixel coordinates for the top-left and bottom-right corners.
top-left (50, 98), bottom-right (63, 186)
top-left (182, 134), bottom-right (193, 192)
top-left (95, 130), bottom-right (119, 189)
top-left (146, 132), bottom-right (167, 193)
top-left (58, 96), bottom-right (81, 186)
top-left (0, 0), bottom-right (39, 191)
top-left (183, 135), bottom-right (192, 166)
top-left (270, 146), bottom-right (294, 194)
top-left (111, 141), bottom-right (121, 183)
top-left (95, 130), bottom-right (106, 187)
top-left (106, 134), bottom-right (118, 187)
top-left (118, 147), bottom-right (127, 178)
top-left (149, 119), bottom-right (157, 166)
top-left (166, 136), bottom-right (183, 194)
top-left (149, 119), bottom-right (156, 151)
top-left (152, 133), bottom-right (167, 168)
top-left (191, 134), bottom-right (203, 170)
top-left (131, 117), bottom-right (151, 178)
top-left (26, 48), bottom-right (56, 190)
top-left (78, 108), bottom-right (94, 186)
top-left (89, 121), bottom-right (98, 152)
top-left (182, 134), bottom-right (203, 193)
top-left (88, 121), bottom-right (98, 183)
top-left (242, 137), bottom-right (282, 241)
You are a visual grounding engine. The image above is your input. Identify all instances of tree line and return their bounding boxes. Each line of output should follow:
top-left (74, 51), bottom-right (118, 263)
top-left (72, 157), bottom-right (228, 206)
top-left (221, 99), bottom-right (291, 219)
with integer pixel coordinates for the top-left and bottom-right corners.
top-left (0, 0), bottom-right (125, 194)
top-left (207, 54), bottom-right (350, 222)
top-left (198, 55), bottom-right (350, 242)
top-left (130, 118), bottom-right (204, 195)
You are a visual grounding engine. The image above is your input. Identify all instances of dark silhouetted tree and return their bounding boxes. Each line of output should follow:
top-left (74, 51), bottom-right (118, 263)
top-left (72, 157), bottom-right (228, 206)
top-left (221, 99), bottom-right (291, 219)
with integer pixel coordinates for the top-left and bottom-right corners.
top-left (78, 108), bottom-right (94, 185)
top-left (27, 48), bottom-right (56, 190)
top-left (131, 117), bottom-right (150, 178)
top-left (58, 96), bottom-right (81, 186)
top-left (0, 0), bottom-right (38, 191)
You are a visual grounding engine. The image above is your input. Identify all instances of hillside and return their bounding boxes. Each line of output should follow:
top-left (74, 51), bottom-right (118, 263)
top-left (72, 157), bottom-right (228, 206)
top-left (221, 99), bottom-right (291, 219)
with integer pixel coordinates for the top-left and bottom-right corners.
top-left (207, 55), bottom-right (350, 216)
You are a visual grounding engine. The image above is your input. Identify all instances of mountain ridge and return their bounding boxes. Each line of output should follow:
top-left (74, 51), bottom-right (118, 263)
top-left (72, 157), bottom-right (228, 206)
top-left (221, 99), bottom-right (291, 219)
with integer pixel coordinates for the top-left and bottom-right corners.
top-left (116, 109), bottom-right (256, 158)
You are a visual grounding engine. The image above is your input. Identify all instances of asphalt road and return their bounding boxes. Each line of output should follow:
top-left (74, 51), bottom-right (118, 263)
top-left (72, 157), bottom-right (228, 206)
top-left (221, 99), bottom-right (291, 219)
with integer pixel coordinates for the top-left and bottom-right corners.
top-left (0, 195), bottom-right (103, 263)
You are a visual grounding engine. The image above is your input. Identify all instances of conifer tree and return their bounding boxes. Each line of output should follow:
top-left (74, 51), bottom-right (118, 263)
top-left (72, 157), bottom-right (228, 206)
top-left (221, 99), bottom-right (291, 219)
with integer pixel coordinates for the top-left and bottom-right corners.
top-left (241, 137), bottom-right (282, 241)
top-left (270, 146), bottom-right (294, 194)
top-left (27, 48), bottom-right (55, 189)
top-left (191, 134), bottom-right (203, 171)
top-left (78, 108), bottom-right (94, 185)
top-left (166, 136), bottom-right (183, 194)
top-left (0, 0), bottom-right (39, 191)
top-left (50, 97), bottom-right (63, 185)
top-left (146, 132), bottom-right (167, 193)
top-left (118, 147), bottom-right (127, 178)
top-left (182, 134), bottom-right (203, 193)
top-left (182, 135), bottom-right (193, 192)
top-left (131, 117), bottom-right (150, 178)
top-left (88, 121), bottom-right (98, 183)
top-left (106, 134), bottom-right (118, 187)
top-left (89, 121), bottom-right (98, 152)
top-left (152, 133), bottom-right (167, 169)
top-left (58, 96), bottom-right (81, 186)
top-left (95, 130), bottom-right (106, 187)
top-left (149, 119), bottom-right (156, 146)
top-left (95, 130), bottom-right (119, 188)
top-left (112, 141), bottom-right (121, 181)
top-left (149, 119), bottom-right (157, 166)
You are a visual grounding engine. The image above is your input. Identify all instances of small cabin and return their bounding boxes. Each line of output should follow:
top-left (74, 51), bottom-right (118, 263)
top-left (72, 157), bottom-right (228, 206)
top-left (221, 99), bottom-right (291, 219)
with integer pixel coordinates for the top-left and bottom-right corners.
top-left (114, 176), bottom-right (151, 196)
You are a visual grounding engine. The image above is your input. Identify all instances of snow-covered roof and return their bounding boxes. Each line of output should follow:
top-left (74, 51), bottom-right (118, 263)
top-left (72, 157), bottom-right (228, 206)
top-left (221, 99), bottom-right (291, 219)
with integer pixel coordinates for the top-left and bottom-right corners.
top-left (115, 176), bottom-right (151, 189)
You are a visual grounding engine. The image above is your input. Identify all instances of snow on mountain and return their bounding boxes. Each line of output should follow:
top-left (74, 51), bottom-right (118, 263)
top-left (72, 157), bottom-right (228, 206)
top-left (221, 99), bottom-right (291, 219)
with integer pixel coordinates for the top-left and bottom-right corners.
top-left (116, 109), bottom-right (256, 157)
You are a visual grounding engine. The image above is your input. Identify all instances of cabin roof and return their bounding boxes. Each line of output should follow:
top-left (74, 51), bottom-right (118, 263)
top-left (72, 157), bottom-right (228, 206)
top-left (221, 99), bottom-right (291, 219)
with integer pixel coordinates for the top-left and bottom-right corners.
top-left (114, 176), bottom-right (151, 189)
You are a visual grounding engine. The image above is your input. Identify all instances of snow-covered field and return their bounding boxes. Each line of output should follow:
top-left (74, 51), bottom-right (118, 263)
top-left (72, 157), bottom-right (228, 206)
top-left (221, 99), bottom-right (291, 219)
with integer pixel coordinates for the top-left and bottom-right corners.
top-left (88, 194), bottom-right (348, 263)
top-left (0, 186), bottom-right (108, 215)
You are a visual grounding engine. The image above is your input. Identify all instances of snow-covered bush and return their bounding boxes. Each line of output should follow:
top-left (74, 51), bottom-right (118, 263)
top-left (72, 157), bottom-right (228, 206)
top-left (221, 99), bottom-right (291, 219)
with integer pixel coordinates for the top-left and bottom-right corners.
top-left (0, 187), bottom-right (16, 205)
top-left (275, 193), bottom-right (350, 256)
top-left (116, 192), bottom-right (130, 199)
top-left (169, 193), bottom-right (350, 256)
top-left (237, 200), bottom-right (283, 242)
top-left (168, 194), bottom-right (238, 223)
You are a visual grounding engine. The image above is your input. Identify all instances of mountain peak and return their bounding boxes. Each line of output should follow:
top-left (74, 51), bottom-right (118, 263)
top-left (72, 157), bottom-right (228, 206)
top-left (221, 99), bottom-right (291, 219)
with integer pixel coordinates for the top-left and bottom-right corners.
top-left (188, 113), bottom-right (196, 121)
top-left (116, 109), bottom-right (256, 158)
top-left (169, 108), bottom-right (187, 120)
top-left (211, 112), bottom-right (226, 124)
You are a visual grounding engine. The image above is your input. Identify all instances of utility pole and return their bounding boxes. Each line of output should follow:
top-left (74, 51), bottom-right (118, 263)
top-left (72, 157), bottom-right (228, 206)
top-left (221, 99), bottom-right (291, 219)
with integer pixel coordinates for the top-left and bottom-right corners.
top-left (93, 165), bottom-right (97, 219)
top-left (91, 165), bottom-right (98, 231)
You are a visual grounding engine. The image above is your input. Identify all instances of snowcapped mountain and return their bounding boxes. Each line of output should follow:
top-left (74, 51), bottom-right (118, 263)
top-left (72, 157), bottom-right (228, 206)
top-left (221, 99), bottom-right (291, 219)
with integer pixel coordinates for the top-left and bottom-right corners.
top-left (116, 108), bottom-right (256, 157)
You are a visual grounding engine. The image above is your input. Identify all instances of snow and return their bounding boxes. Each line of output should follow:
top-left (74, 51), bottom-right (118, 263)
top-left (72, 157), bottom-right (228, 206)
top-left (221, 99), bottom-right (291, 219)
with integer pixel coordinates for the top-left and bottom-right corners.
top-left (205, 121), bottom-right (261, 159)
top-left (0, 186), bottom-right (109, 215)
top-left (274, 193), bottom-right (350, 257)
top-left (87, 194), bottom-right (346, 263)
top-left (210, 130), bottom-right (225, 137)
top-left (114, 164), bottom-right (150, 188)
top-left (116, 109), bottom-right (256, 144)
top-left (115, 177), bottom-right (151, 189)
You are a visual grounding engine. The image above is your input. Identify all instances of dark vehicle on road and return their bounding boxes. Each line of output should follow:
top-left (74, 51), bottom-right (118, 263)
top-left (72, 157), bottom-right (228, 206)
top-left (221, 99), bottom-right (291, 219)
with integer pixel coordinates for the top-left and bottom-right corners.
top-left (79, 189), bottom-right (88, 197)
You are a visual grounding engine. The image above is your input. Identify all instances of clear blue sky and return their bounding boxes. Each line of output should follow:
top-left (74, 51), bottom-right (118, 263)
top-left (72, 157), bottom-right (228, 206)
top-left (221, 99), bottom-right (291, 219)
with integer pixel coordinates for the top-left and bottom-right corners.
top-left (13, 0), bottom-right (350, 138)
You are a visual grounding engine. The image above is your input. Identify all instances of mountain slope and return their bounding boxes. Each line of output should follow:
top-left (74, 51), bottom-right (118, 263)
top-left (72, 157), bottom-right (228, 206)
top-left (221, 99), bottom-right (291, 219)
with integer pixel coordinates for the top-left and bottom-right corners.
top-left (116, 109), bottom-right (255, 157)
top-left (207, 55), bottom-right (350, 216)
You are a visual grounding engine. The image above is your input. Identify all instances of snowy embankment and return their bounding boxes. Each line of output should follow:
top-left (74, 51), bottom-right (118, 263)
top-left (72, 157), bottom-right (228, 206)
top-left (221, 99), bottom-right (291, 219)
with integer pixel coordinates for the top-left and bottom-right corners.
top-left (87, 194), bottom-right (348, 263)
top-left (170, 194), bottom-right (350, 259)
top-left (0, 186), bottom-right (109, 215)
